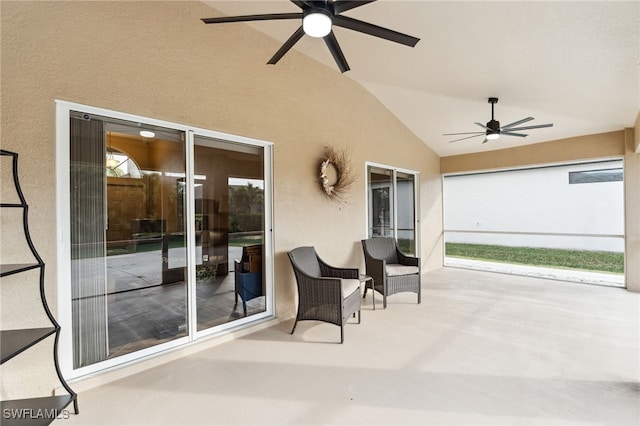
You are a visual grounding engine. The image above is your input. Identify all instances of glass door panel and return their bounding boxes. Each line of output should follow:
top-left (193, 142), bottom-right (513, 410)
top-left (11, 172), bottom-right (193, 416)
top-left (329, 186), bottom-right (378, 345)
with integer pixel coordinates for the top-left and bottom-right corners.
top-left (368, 167), bottom-right (394, 238)
top-left (396, 171), bottom-right (416, 256)
top-left (70, 112), bottom-right (187, 368)
top-left (193, 136), bottom-right (266, 331)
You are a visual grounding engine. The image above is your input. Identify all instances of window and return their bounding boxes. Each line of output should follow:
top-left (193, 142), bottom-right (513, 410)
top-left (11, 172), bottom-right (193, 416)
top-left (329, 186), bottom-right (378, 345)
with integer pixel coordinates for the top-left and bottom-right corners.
top-left (56, 101), bottom-right (273, 378)
top-left (569, 168), bottom-right (623, 184)
top-left (105, 148), bottom-right (142, 178)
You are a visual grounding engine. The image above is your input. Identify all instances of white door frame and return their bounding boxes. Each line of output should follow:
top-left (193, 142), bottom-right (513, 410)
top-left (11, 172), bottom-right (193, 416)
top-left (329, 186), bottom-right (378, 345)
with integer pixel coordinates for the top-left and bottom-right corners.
top-left (56, 100), bottom-right (274, 379)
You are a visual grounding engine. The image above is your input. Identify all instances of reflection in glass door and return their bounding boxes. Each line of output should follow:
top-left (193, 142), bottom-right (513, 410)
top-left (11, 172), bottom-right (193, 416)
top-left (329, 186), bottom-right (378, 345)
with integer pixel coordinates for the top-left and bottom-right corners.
top-left (60, 102), bottom-right (273, 377)
top-left (368, 167), bottom-right (394, 238)
top-left (367, 164), bottom-right (418, 256)
top-left (396, 171), bottom-right (417, 255)
top-left (70, 112), bottom-right (187, 368)
top-left (193, 136), bottom-right (266, 331)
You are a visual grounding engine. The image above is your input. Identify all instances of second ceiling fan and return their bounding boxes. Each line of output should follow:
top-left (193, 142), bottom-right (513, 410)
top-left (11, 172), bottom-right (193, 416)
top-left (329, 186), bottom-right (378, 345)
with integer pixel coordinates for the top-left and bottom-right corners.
top-left (202, 0), bottom-right (420, 73)
top-left (444, 98), bottom-right (554, 144)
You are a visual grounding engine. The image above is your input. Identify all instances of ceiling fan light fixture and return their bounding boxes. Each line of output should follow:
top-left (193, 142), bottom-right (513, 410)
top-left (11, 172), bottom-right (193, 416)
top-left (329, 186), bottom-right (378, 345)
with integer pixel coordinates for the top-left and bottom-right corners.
top-left (106, 153), bottom-right (120, 169)
top-left (486, 132), bottom-right (500, 140)
top-left (303, 9), bottom-right (332, 38)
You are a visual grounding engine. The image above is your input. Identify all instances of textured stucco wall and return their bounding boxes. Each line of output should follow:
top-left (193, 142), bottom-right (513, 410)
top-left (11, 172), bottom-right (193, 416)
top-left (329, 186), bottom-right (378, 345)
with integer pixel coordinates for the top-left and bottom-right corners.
top-left (626, 128), bottom-right (640, 292)
top-left (440, 131), bottom-right (626, 174)
top-left (635, 112), bottom-right (640, 152)
top-left (0, 1), bottom-right (442, 397)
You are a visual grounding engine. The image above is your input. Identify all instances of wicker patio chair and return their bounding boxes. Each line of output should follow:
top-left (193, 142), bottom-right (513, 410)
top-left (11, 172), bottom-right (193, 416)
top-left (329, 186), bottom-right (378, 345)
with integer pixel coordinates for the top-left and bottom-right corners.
top-left (288, 246), bottom-right (361, 343)
top-left (361, 237), bottom-right (421, 308)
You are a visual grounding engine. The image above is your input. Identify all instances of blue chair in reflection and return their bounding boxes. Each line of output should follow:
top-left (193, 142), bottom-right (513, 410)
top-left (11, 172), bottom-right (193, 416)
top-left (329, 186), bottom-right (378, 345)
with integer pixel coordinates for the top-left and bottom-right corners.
top-left (234, 245), bottom-right (263, 316)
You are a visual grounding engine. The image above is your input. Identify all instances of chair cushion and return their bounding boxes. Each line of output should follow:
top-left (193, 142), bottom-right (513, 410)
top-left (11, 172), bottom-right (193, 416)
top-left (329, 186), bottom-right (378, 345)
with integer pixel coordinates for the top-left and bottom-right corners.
top-left (386, 264), bottom-right (419, 276)
top-left (340, 279), bottom-right (361, 298)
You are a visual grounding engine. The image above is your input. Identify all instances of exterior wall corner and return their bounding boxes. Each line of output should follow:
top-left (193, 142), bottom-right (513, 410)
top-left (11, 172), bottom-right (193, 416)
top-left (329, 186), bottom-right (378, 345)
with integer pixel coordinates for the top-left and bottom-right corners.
top-left (624, 127), bottom-right (640, 292)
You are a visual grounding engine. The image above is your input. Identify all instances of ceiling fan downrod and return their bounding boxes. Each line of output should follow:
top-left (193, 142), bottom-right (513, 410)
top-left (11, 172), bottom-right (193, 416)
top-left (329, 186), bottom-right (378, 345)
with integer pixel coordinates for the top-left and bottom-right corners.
top-left (486, 97), bottom-right (500, 139)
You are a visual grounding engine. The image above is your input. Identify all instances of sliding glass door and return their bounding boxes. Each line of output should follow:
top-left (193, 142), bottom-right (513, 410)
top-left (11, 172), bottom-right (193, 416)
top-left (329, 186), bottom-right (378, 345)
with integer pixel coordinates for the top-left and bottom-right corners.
top-left (193, 135), bottom-right (266, 331)
top-left (367, 164), bottom-right (418, 256)
top-left (368, 167), bottom-right (394, 238)
top-left (396, 171), bottom-right (417, 256)
top-left (57, 102), bottom-right (273, 378)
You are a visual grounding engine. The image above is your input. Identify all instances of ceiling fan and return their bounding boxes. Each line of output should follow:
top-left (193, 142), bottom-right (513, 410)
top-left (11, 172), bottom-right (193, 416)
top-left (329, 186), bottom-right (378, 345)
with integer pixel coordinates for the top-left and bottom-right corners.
top-left (444, 98), bottom-right (554, 144)
top-left (201, 0), bottom-right (420, 73)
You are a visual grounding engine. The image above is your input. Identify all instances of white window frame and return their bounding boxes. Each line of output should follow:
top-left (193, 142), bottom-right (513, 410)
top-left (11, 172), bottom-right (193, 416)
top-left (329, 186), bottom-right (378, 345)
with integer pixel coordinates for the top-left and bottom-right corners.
top-left (56, 100), bottom-right (274, 379)
top-left (364, 161), bottom-right (420, 256)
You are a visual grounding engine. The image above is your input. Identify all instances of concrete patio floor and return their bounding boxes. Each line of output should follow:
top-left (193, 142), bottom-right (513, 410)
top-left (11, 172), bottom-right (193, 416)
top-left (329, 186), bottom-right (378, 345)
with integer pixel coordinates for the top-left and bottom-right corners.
top-left (445, 257), bottom-right (625, 287)
top-left (57, 267), bottom-right (639, 425)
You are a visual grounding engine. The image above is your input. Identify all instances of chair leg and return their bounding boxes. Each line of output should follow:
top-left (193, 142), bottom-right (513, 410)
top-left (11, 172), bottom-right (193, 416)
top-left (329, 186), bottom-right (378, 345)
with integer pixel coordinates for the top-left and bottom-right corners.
top-left (372, 284), bottom-right (375, 310)
top-left (357, 309), bottom-right (361, 324)
top-left (340, 325), bottom-right (344, 344)
top-left (383, 294), bottom-right (387, 309)
top-left (290, 318), bottom-right (298, 335)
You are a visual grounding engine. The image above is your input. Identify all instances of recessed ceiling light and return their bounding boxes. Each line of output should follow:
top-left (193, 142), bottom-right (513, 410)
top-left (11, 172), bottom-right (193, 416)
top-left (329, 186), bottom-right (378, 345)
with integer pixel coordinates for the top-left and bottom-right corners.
top-left (140, 130), bottom-right (155, 138)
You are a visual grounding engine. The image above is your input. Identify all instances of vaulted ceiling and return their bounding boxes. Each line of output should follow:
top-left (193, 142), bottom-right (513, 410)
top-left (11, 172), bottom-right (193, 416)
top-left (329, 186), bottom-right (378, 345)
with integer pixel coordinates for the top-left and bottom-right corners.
top-left (203, 1), bottom-right (639, 157)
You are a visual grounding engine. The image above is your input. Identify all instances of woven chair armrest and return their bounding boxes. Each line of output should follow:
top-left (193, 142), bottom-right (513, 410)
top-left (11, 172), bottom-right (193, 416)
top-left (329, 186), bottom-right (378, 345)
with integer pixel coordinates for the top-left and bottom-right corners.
top-left (295, 267), bottom-right (342, 284)
top-left (295, 273), bottom-right (342, 298)
top-left (317, 255), bottom-right (358, 279)
top-left (320, 265), bottom-right (359, 279)
top-left (397, 249), bottom-right (419, 267)
top-left (362, 251), bottom-right (385, 278)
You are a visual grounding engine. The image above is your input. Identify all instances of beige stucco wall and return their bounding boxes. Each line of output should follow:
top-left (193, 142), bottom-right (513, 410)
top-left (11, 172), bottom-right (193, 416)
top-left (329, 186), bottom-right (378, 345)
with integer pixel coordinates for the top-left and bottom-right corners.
top-left (441, 131), bottom-right (626, 174)
top-left (0, 1), bottom-right (442, 397)
top-left (627, 126), bottom-right (640, 292)
top-left (441, 130), bottom-right (639, 292)
top-left (635, 112), bottom-right (640, 152)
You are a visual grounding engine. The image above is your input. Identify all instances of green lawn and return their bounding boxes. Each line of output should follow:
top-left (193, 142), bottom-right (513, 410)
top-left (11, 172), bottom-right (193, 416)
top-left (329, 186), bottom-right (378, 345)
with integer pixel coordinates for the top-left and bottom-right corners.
top-left (445, 243), bottom-right (624, 274)
top-left (229, 235), bottom-right (263, 247)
